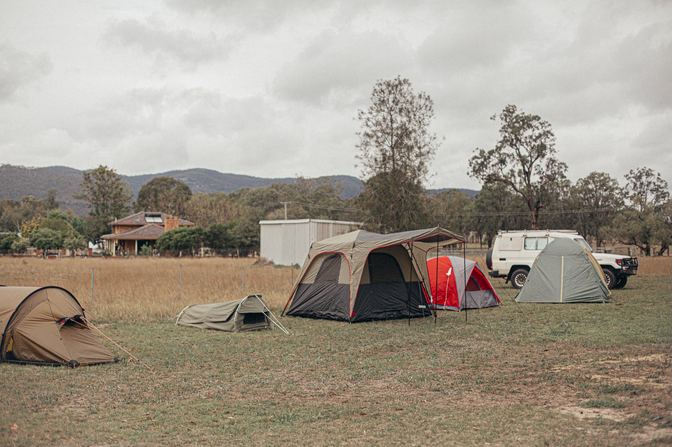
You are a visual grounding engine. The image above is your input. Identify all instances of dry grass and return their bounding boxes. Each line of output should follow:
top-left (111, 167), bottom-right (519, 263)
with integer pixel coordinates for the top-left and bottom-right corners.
top-left (0, 255), bottom-right (670, 322)
top-left (0, 256), bottom-right (299, 322)
top-left (636, 256), bottom-right (672, 277)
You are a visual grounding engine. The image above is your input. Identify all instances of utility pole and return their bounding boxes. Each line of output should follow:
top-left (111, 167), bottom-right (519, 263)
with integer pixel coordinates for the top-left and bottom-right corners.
top-left (281, 201), bottom-right (292, 220)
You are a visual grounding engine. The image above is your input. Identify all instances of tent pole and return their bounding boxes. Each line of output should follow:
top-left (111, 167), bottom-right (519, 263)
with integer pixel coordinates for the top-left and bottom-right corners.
top-left (408, 243), bottom-right (412, 326)
top-left (464, 240), bottom-right (468, 323)
top-left (435, 237), bottom-right (439, 325)
top-left (406, 242), bottom-right (436, 322)
top-left (254, 295), bottom-right (291, 335)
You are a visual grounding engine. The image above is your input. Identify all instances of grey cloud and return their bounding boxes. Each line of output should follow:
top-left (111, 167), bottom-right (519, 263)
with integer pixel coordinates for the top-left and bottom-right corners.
top-left (528, 16), bottom-right (670, 115)
top-left (102, 18), bottom-right (230, 69)
top-left (76, 87), bottom-right (186, 144)
top-left (416, 3), bottom-right (534, 73)
top-left (608, 22), bottom-right (671, 110)
top-left (183, 94), bottom-right (270, 136)
top-left (0, 42), bottom-right (52, 101)
top-left (419, 0), bottom-right (671, 139)
top-left (164, 0), bottom-right (337, 32)
top-left (273, 30), bottom-right (415, 107)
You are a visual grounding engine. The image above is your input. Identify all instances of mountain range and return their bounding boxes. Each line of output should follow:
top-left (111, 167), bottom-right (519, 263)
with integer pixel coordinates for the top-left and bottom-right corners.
top-left (0, 164), bottom-right (477, 216)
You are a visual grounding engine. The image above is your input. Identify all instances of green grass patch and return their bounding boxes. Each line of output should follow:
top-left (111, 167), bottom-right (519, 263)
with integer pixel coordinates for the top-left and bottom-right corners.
top-left (580, 398), bottom-right (627, 409)
top-left (597, 384), bottom-right (644, 395)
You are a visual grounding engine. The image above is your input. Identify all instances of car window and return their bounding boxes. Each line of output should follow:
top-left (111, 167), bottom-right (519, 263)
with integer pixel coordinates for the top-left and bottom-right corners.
top-left (524, 237), bottom-right (548, 250)
top-left (574, 238), bottom-right (593, 251)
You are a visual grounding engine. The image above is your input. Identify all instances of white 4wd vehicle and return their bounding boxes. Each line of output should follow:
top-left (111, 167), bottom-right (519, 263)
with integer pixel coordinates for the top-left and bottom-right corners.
top-left (486, 230), bottom-right (638, 289)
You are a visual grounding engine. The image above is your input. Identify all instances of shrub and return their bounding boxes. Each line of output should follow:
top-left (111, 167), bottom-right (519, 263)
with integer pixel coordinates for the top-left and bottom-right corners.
top-left (10, 237), bottom-right (30, 253)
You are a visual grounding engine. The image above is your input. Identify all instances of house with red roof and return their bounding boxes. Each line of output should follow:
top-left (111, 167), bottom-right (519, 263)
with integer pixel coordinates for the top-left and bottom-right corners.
top-left (101, 212), bottom-right (194, 256)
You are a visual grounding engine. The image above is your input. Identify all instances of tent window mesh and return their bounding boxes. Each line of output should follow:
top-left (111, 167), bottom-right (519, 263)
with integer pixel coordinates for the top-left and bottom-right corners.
top-left (368, 253), bottom-right (405, 283)
top-left (315, 254), bottom-right (341, 284)
top-left (243, 313), bottom-right (266, 325)
top-left (466, 276), bottom-right (481, 291)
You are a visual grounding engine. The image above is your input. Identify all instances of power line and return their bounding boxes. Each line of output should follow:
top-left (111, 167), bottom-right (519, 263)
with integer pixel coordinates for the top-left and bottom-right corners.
top-left (464, 207), bottom-right (619, 218)
top-left (284, 200), bottom-right (620, 219)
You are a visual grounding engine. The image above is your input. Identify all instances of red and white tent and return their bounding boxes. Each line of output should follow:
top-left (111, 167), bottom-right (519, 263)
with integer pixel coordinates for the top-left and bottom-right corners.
top-left (426, 256), bottom-right (500, 311)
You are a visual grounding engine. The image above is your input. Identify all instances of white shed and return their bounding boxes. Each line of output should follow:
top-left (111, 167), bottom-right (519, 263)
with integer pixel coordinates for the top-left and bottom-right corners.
top-left (259, 219), bottom-right (362, 266)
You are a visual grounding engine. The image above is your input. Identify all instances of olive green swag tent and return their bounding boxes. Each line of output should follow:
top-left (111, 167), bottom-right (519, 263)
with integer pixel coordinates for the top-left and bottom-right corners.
top-left (0, 286), bottom-right (117, 367)
top-left (176, 295), bottom-right (288, 333)
top-left (282, 227), bottom-right (465, 323)
top-left (515, 238), bottom-right (610, 303)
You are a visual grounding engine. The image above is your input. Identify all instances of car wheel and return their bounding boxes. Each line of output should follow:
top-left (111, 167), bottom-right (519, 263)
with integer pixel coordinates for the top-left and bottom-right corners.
top-left (602, 268), bottom-right (617, 289)
top-left (510, 269), bottom-right (529, 289)
top-left (616, 276), bottom-right (628, 288)
top-left (485, 246), bottom-right (493, 270)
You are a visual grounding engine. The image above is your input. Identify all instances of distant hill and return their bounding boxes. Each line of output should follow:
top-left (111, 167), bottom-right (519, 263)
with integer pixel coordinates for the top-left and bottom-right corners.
top-left (0, 165), bottom-right (365, 216)
top-left (122, 169), bottom-right (364, 200)
top-left (0, 164), bottom-right (478, 216)
top-left (0, 164), bottom-right (87, 215)
top-left (427, 188), bottom-right (479, 198)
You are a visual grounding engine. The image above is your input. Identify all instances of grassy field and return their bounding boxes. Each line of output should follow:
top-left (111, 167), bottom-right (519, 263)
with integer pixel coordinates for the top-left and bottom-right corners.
top-left (0, 255), bottom-right (671, 446)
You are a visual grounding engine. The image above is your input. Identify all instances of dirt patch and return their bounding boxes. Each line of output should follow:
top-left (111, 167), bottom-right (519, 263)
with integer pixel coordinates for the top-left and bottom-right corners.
top-left (588, 374), bottom-right (671, 389)
top-left (558, 405), bottom-right (632, 422)
top-left (553, 353), bottom-right (670, 371)
top-left (629, 426), bottom-right (672, 444)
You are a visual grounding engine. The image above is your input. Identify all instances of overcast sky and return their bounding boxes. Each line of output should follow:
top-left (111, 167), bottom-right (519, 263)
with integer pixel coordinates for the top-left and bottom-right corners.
top-left (0, 0), bottom-right (671, 190)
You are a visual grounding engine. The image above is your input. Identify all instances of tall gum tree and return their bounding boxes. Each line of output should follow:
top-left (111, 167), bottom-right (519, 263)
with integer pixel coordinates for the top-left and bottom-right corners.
top-left (615, 167), bottom-right (671, 256)
top-left (569, 171), bottom-right (623, 247)
top-left (135, 176), bottom-right (193, 216)
top-left (74, 165), bottom-right (133, 241)
top-left (468, 104), bottom-right (567, 230)
top-left (355, 76), bottom-right (441, 232)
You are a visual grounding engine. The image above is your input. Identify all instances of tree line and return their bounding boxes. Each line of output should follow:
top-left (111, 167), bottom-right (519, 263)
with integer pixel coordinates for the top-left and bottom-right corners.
top-left (0, 77), bottom-right (671, 256)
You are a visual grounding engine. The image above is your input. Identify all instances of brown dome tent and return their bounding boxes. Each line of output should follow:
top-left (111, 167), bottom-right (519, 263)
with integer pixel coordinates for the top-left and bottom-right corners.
top-left (0, 286), bottom-right (117, 367)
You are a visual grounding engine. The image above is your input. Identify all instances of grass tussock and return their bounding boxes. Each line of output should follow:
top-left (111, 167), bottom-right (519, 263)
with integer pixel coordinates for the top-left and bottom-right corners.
top-left (580, 398), bottom-right (627, 409)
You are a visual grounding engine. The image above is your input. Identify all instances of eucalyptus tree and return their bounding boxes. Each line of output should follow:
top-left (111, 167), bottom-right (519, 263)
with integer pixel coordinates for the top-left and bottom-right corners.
top-left (569, 172), bottom-right (623, 248)
top-left (135, 176), bottom-right (192, 216)
top-left (468, 104), bottom-right (567, 230)
top-left (74, 165), bottom-right (133, 241)
top-left (615, 167), bottom-right (671, 256)
top-left (355, 76), bottom-right (441, 232)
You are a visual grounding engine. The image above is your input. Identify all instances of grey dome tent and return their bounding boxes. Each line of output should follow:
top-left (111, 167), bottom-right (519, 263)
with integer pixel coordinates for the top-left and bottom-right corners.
top-left (0, 286), bottom-right (117, 367)
top-left (282, 227), bottom-right (465, 323)
top-left (515, 238), bottom-right (610, 303)
top-left (176, 295), bottom-right (287, 333)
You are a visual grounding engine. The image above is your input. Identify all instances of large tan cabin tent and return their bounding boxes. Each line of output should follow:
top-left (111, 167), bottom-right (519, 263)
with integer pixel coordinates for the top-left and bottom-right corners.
top-left (283, 227), bottom-right (465, 323)
top-left (0, 286), bottom-right (117, 366)
top-left (176, 295), bottom-right (273, 332)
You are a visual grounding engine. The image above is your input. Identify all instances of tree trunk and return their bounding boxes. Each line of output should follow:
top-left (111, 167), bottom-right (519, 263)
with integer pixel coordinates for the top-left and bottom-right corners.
top-left (530, 208), bottom-right (539, 230)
